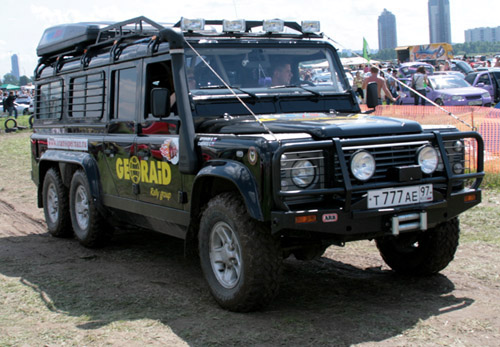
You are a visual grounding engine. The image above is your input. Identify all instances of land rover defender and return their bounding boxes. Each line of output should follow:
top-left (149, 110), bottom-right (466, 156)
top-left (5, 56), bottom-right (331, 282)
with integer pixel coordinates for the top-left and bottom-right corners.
top-left (31, 17), bottom-right (484, 312)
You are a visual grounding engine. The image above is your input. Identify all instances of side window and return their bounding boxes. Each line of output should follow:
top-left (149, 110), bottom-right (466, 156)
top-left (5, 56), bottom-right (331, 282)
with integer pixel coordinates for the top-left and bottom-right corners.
top-left (36, 80), bottom-right (63, 119)
top-left (112, 67), bottom-right (137, 121)
top-left (478, 74), bottom-right (491, 86)
top-left (69, 73), bottom-right (105, 118)
top-left (144, 61), bottom-right (174, 117)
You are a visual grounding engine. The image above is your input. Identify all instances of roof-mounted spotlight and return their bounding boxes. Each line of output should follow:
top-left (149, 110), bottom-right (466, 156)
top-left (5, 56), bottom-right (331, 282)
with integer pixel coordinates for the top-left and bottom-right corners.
top-left (301, 20), bottom-right (320, 33)
top-left (223, 19), bottom-right (246, 33)
top-left (181, 18), bottom-right (205, 32)
top-left (263, 19), bottom-right (284, 33)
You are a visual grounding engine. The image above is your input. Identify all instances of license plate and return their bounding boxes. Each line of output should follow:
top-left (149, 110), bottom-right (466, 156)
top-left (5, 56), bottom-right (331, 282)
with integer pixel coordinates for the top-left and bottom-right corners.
top-left (367, 184), bottom-right (433, 209)
top-left (468, 100), bottom-right (482, 106)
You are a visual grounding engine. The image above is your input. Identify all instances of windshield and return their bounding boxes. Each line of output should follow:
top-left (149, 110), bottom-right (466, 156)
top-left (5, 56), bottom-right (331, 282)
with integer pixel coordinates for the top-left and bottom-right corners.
top-left (184, 45), bottom-right (348, 96)
top-left (428, 75), bottom-right (471, 89)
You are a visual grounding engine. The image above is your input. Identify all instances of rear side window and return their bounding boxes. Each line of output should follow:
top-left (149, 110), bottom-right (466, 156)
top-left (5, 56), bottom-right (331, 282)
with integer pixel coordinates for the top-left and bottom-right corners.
top-left (69, 72), bottom-right (105, 118)
top-left (36, 80), bottom-right (63, 119)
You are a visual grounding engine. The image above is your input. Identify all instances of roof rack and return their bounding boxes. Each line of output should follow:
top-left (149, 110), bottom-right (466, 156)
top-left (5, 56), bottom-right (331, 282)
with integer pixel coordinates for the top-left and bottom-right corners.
top-left (35, 16), bottom-right (165, 78)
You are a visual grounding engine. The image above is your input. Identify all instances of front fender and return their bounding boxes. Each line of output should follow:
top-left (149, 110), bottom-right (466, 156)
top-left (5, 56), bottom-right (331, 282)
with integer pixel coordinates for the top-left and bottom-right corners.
top-left (193, 160), bottom-right (264, 221)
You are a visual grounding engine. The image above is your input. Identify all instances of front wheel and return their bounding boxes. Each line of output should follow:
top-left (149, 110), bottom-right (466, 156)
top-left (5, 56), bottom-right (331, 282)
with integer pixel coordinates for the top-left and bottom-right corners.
top-left (199, 193), bottom-right (282, 312)
top-left (435, 98), bottom-right (444, 106)
top-left (376, 217), bottom-right (460, 275)
top-left (69, 170), bottom-right (111, 247)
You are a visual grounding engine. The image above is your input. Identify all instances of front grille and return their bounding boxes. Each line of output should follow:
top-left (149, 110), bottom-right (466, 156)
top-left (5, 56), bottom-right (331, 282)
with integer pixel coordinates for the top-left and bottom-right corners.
top-left (333, 141), bottom-right (430, 185)
top-left (465, 95), bottom-right (481, 100)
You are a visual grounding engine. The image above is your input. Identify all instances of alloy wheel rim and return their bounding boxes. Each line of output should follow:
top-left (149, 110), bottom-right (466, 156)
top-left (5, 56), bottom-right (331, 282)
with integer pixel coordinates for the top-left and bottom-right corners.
top-left (75, 185), bottom-right (90, 230)
top-left (209, 221), bottom-right (242, 289)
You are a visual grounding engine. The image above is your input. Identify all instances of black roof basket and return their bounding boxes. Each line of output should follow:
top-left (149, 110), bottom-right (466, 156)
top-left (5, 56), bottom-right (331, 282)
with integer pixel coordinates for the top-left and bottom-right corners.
top-left (93, 16), bottom-right (164, 47)
top-left (35, 16), bottom-right (165, 77)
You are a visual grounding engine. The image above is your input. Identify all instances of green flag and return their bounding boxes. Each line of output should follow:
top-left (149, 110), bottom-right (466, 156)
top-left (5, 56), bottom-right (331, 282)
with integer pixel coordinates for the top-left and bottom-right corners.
top-left (363, 37), bottom-right (371, 62)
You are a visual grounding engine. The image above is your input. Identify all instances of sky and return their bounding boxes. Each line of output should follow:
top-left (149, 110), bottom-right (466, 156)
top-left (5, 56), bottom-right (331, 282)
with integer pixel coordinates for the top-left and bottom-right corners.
top-left (1, 0), bottom-right (499, 80)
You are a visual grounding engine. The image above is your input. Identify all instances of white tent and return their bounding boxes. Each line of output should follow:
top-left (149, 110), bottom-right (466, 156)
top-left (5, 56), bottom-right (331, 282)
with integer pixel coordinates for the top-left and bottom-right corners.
top-left (340, 57), bottom-right (379, 67)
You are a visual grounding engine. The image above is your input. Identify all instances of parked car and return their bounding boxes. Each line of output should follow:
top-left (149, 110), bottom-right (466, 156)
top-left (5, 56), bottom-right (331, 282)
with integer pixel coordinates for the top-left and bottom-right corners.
top-left (464, 69), bottom-right (500, 103)
top-left (398, 74), bottom-right (492, 106)
top-left (449, 59), bottom-right (474, 76)
top-left (433, 71), bottom-right (465, 78)
top-left (398, 62), bottom-right (435, 78)
top-left (14, 95), bottom-right (32, 105)
top-left (14, 102), bottom-right (31, 115)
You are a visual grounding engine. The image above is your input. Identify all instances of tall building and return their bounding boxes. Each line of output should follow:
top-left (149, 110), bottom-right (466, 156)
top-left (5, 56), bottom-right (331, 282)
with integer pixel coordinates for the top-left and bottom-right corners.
top-left (378, 8), bottom-right (397, 50)
top-left (428, 0), bottom-right (451, 43)
top-left (465, 26), bottom-right (500, 43)
top-left (11, 54), bottom-right (20, 79)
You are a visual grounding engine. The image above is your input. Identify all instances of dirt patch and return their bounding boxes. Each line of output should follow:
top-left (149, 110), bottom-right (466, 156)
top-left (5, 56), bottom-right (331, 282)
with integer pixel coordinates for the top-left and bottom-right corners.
top-left (1, 132), bottom-right (499, 346)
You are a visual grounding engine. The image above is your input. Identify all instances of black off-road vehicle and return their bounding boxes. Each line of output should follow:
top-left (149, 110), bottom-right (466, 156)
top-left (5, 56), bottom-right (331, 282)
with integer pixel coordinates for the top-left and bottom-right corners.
top-left (31, 17), bottom-right (484, 312)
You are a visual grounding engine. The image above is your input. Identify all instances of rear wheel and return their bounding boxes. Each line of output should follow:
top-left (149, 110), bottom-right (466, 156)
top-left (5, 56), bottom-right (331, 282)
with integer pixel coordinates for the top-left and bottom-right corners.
top-left (199, 193), bottom-right (282, 312)
top-left (376, 218), bottom-right (460, 275)
top-left (435, 98), bottom-right (444, 106)
top-left (69, 170), bottom-right (111, 247)
top-left (42, 168), bottom-right (72, 237)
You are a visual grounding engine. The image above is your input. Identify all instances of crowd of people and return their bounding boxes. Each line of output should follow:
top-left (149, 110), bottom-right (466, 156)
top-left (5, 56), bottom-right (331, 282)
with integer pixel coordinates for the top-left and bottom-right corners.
top-left (347, 55), bottom-right (500, 106)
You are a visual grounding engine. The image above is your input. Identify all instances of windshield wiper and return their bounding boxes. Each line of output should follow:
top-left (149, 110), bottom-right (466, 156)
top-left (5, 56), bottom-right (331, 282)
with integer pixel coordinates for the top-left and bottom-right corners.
top-left (198, 85), bottom-right (258, 98)
top-left (269, 84), bottom-right (322, 96)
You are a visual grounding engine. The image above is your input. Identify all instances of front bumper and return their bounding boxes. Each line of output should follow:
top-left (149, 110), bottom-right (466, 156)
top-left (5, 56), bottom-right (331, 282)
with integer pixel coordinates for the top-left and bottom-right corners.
top-left (271, 189), bottom-right (481, 240)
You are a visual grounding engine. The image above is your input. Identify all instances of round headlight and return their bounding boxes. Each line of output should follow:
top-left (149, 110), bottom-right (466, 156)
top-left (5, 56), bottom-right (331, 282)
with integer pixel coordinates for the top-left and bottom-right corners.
top-left (350, 150), bottom-right (376, 181)
top-left (291, 160), bottom-right (316, 188)
top-left (417, 145), bottom-right (438, 174)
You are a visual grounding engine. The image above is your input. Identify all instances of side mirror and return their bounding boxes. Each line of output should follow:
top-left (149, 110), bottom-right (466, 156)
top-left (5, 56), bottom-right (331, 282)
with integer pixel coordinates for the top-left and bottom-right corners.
top-left (476, 82), bottom-right (485, 88)
top-left (151, 88), bottom-right (171, 118)
top-left (366, 82), bottom-right (378, 109)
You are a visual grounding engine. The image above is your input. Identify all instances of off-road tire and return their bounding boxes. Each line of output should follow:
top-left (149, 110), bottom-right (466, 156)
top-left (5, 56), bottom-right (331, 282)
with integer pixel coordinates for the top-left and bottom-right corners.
top-left (69, 169), bottom-right (111, 248)
top-left (376, 217), bottom-right (460, 275)
top-left (42, 168), bottom-right (72, 237)
top-left (199, 193), bottom-right (282, 312)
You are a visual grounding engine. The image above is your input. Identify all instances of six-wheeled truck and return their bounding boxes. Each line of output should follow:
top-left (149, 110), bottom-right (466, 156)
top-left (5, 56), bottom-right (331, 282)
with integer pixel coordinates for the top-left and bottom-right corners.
top-left (31, 17), bottom-right (484, 312)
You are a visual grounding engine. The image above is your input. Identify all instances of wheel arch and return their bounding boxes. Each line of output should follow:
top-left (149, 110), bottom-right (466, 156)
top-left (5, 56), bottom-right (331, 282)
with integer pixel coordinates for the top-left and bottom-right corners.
top-left (37, 150), bottom-right (104, 215)
top-left (191, 161), bottom-right (264, 223)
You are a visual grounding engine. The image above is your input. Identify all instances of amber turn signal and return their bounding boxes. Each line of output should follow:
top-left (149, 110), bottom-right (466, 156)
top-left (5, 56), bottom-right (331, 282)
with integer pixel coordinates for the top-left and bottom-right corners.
top-left (295, 215), bottom-right (317, 224)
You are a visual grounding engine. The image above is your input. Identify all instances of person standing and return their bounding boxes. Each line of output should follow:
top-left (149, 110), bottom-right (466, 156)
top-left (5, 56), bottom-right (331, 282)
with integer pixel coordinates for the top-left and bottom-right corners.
top-left (362, 66), bottom-right (398, 105)
top-left (494, 57), bottom-right (500, 68)
top-left (412, 66), bottom-right (428, 106)
top-left (386, 69), bottom-right (399, 105)
top-left (353, 71), bottom-right (364, 100)
top-left (4, 91), bottom-right (18, 118)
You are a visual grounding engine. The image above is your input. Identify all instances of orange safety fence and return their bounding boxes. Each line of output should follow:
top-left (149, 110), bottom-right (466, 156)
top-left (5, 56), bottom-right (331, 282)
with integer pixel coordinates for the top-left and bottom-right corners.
top-left (359, 105), bottom-right (500, 174)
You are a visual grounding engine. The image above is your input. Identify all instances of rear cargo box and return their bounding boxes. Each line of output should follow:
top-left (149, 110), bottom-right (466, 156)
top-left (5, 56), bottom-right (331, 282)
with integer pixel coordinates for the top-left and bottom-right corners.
top-left (37, 23), bottom-right (100, 57)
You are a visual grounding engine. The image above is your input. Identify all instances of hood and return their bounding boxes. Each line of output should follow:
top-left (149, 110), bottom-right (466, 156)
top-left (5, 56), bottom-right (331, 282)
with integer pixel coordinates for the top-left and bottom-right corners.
top-left (199, 112), bottom-right (422, 139)
top-left (437, 87), bottom-right (488, 96)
